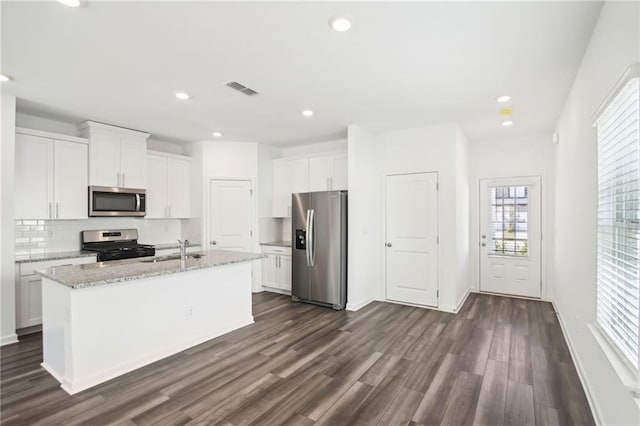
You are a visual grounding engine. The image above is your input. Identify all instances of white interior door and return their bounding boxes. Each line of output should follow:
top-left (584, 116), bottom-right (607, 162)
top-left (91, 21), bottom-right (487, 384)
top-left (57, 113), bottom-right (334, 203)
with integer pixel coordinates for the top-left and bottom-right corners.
top-left (385, 172), bottom-right (439, 307)
top-left (209, 179), bottom-right (253, 252)
top-left (479, 177), bottom-right (541, 298)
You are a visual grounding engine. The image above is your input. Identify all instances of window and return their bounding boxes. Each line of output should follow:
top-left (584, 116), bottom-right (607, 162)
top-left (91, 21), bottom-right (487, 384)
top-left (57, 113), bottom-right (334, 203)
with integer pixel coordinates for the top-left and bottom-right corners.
top-left (596, 76), bottom-right (640, 369)
top-left (489, 185), bottom-right (529, 257)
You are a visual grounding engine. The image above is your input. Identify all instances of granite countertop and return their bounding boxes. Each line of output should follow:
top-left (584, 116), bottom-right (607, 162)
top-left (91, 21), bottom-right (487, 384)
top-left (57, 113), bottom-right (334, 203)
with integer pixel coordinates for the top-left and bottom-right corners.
top-left (260, 241), bottom-right (292, 248)
top-left (16, 250), bottom-right (97, 264)
top-left (37, 249), bottom-right (265, 289)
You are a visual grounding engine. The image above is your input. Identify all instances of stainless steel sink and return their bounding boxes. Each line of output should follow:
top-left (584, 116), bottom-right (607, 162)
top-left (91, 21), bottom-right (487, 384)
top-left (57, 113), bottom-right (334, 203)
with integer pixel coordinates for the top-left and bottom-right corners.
top-left (139, 253), bottom-right (204, 263)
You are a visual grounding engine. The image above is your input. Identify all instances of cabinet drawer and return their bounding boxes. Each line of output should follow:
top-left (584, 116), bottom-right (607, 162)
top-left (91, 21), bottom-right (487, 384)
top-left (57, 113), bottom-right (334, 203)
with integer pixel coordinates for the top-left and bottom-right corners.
top-left (19, 256), bottom-right (96, 276)
top-left (261, 245), bottom-right (291, 256)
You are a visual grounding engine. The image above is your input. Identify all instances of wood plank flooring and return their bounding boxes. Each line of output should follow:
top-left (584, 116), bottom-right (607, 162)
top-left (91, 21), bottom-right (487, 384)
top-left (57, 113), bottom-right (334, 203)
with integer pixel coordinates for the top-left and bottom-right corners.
top-left (0, 292), bottom-right (594, 425)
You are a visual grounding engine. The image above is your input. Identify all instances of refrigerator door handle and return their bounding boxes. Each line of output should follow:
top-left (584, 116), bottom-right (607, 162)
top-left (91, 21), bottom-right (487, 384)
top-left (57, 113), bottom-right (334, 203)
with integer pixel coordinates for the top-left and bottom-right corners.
top-left (309, 209), bottom-right (316, 267)
top-left (306, 209), bottom-right (312, 266)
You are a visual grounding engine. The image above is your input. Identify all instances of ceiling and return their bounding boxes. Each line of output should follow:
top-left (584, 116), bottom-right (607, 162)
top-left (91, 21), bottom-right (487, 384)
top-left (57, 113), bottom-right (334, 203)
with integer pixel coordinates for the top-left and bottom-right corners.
top-left (2, 1), bottom-right (602, 146)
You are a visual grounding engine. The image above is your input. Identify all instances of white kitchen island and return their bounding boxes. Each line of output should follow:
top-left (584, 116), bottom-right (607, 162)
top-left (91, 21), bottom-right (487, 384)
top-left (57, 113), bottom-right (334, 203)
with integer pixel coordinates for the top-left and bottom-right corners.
top-left (37, 250), bottom-right (263, 395)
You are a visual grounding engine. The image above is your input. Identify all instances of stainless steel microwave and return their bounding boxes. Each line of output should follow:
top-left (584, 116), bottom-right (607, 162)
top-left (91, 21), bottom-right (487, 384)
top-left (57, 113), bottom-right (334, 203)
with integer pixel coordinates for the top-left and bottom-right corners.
top-left (88, 186), bottom-right (146, 217)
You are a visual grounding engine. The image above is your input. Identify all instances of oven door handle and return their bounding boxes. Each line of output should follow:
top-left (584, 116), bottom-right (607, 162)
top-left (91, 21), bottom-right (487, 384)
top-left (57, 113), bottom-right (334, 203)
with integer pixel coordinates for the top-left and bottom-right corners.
top-left (135, 194), bottom-right (141, 212)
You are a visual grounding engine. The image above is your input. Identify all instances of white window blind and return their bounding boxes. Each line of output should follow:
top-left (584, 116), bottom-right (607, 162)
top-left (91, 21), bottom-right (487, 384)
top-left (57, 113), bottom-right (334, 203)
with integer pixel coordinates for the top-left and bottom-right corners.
top-left (596, 77), bottom-right (640, 369)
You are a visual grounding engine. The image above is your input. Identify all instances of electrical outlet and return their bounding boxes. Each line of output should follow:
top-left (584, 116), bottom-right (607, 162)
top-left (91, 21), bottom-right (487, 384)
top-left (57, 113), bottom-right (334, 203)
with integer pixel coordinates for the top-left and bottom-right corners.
top-left (186, 306), bottom-right (194, 319)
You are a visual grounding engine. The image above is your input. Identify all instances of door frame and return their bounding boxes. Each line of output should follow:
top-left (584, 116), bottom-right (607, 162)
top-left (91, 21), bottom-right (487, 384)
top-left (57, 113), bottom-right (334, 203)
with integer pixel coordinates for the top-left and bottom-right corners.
top-left (477, 175), bottom-right (543, 299)
top-left (382, 171), bottom-right (440, 309)
top-left (204, 177), bottom-right (255, 253)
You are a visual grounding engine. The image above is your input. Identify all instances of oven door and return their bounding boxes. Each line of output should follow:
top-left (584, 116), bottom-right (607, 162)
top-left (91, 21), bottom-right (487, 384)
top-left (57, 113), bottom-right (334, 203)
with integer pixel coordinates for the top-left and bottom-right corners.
top-left (89, 186), bottom-right (146, 217)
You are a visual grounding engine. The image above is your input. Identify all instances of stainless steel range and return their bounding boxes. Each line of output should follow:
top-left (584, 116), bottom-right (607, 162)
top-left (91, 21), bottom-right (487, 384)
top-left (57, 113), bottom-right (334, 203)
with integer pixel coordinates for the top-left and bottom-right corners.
top-left (81, 229), bottom-right (155, 262)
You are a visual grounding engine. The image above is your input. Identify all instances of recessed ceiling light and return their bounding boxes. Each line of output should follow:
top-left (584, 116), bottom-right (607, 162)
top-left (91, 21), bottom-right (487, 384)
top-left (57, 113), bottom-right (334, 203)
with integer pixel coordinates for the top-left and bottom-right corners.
top-left (329, 15), bottom-right (352, 32)
top-left (502, 120), bottom-right (514, 127)
top-left (0, 74), bottom-right (11, 82)
top-left (175, 92), bottom-right (190, 100)
top-left (212, 132), bottom-right (222, 138)
top-left (497, 95), bottom-right (511, 103)
top-left (302, 109), bottom-right (314, 117)
top-left (57, 0), bottom-right (81, 7)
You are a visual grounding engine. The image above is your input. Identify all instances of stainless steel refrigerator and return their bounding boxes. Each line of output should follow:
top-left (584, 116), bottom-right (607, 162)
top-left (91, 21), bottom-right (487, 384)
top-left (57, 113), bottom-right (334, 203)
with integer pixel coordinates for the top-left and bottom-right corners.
top-left (291, 190), bottom-right (347, 310)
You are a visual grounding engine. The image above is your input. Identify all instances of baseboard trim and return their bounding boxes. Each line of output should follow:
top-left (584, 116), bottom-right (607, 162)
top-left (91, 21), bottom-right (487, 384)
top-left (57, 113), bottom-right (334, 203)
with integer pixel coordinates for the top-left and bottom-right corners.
top-left (1, 333), bottom-right (19, 346)
top-left (551, 300), bottom-right (602, 425)
top-left (440, 288), bottom-right (472, 314)
top-left (346, 297), bottom-right (375, 312)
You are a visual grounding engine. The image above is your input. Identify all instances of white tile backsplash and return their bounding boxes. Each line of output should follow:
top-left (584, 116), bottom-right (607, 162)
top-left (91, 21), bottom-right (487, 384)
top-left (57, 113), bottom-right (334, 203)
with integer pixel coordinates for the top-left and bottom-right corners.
top-left (15, 218), bottom-right (183, 256)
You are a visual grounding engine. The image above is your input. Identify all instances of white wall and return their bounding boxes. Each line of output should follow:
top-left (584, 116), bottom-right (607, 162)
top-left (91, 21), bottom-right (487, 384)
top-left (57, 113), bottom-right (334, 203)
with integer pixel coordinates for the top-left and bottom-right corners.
top-left (16, 112), bottom-right (79, 136)
top-left (1, 94), bottom-right (18, 346)
top-left (187, 140), bottom-right (263, 291)
top-left (553, 1), bottom-right (639, 424)
top-left (347, 125), bottom-right (382, 310)
top-left (379, 123), bottom-right (470, 312)
top-left (468, 134), bottom-right (556, 298)
top-left (455, 129), bottom-right (471, 306)
top-left (280, 138), bottom-right (346, 158)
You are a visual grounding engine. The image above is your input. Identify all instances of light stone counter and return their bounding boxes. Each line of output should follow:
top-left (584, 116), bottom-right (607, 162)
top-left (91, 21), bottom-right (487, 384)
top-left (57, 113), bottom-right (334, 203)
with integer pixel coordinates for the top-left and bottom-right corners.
top-left (37, 249), bottom-right (264, 289)
top-left (259, 240), bottom-right (292, 248)
top-left (16, 250), bottom-right (97, 264)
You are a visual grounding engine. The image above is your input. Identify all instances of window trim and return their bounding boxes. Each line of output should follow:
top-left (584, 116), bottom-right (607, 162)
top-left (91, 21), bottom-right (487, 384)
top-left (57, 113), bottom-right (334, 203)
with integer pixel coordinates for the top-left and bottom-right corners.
top-left (593, 63), bottom-right (640, 382)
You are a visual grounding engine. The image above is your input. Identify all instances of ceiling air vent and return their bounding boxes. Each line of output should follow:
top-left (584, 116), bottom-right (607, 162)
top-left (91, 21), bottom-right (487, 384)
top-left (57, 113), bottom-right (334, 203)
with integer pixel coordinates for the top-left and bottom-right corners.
top-left (225, 81), bottom-right (259, 96)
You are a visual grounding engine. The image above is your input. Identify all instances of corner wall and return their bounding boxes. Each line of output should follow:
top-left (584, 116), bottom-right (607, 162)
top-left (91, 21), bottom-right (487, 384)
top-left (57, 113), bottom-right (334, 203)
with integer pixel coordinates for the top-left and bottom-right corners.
top-left (1, 94), bottom-right (17, 345)
top-left (346, 125), bottom-right (382, 310)
top-left (552, 1), bottom-right (639, 423)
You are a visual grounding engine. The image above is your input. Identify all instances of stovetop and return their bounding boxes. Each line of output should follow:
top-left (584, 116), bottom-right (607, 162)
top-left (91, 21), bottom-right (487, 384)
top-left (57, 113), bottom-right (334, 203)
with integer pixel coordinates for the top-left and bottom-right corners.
top-left (82, 241), bottom-right (155, 262)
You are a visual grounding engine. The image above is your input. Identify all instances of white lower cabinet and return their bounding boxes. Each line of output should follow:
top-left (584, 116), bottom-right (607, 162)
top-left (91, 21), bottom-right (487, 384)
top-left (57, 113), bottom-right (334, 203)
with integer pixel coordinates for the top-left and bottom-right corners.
top-left (261, 245), bottom-right (291, 293)
top-left (16, 256), bottom-right (96, 330)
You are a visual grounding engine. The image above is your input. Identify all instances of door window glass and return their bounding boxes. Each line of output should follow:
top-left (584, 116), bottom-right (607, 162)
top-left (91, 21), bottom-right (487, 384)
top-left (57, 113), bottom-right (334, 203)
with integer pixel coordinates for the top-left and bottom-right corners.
top-left (489, 186), bottom-right (529, 257)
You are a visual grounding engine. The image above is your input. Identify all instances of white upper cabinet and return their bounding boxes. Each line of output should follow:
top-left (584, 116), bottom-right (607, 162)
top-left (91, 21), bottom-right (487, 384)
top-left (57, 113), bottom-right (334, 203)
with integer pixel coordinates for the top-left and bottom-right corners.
top-left (53, 140), bottom-right (89, 219)
top-left (79, 121), bottom-right (149, 188)
top-left (146, 151), bottom-right (191, 218)
top-left (15, 129), bottom-right (88, 220)
top-left (308, 153), bottom-right (347, 191)
top-left (272, 158), bottom-right (309, 217)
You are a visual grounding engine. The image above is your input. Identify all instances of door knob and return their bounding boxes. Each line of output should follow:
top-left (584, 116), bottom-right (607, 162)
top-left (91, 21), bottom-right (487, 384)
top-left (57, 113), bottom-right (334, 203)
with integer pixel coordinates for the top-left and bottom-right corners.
top-left (210, 240), bottom-right (217, 245)
top-left (385, 242), bottom-right (392, 247)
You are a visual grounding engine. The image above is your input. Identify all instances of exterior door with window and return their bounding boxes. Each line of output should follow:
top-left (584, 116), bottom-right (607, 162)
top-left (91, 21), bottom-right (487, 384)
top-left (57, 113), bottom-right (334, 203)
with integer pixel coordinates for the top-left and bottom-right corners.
top-left (479, 177), bottom-right (541, 298)
top-left (208, 179), bottom-right (253, 251)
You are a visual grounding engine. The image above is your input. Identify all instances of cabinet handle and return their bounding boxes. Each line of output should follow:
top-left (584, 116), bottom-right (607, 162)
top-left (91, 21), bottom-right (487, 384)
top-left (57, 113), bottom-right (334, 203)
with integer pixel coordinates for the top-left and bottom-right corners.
top-left (122, 173), bottom-right (126, 188)
top-left (48, 202), bottom-right (52, 219)
top-left (56, 203), bottom-right (59, 219)
top-left (330, 177), bottom-right (333, 190)
top-left (117, 172), bottom-right (120, 187)
top-left (167, 206), bottom-right (171, 218)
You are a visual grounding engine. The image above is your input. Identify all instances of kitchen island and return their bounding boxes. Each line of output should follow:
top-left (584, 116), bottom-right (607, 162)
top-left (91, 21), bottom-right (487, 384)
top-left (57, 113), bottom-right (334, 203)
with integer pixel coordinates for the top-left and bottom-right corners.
top-left (37, 249), bottom-right (263, 394)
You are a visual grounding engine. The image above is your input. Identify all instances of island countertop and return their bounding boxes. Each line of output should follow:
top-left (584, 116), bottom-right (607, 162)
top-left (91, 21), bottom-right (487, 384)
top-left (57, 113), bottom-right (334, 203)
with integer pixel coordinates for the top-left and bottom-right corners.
top-left (37, 249), bottom-right (264, 289)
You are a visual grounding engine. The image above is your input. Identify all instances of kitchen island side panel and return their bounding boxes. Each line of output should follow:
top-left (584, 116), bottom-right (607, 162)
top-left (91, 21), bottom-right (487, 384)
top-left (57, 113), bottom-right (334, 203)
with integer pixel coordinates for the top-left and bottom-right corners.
top-left (42, 262), bottom-right (253, 394)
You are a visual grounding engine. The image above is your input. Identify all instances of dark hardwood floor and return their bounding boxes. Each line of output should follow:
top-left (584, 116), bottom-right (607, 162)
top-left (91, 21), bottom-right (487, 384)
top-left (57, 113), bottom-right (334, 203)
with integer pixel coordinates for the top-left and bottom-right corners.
top-left (0, 292), bottom-right (594, 425)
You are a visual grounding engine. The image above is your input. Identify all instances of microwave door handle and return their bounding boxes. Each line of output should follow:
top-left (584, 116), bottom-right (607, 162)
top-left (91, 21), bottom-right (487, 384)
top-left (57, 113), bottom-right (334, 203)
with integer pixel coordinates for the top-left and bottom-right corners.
top-left (136, 194), bottom-right (141, 212)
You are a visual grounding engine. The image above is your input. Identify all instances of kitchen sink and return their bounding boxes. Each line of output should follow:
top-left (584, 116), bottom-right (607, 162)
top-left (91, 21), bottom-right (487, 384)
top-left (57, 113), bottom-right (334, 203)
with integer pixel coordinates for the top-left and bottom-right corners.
top-left (139, 253), bottom-right (204, 263)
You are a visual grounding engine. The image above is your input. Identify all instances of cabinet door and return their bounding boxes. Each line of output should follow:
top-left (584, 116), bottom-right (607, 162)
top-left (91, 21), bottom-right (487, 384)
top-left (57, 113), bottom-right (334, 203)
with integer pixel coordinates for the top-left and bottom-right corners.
top-left (272, 162), bottom-right (290, 217)
top-left (308, 157), bottom-right (332, 191)
top-left (15, 134), bottom-right (54, 219)
top-left (167, 158), bottom-right (191, 218)
top-left (279, 255), bottom-right (292, 291)
top-left (16, 275), bottom-right (42, 328)
top-left (53, 140), bottom-right (88, 219)
top-left (146, 155), bottom-right (167, 218)
top-left (89, 131), bottom-right (121, 187)
top-left (289, 159), bottom-right (309, 194)
top-left (120, 137), bottom-right (147, 188)
top-left (262, 255), bottom-right (279, 288)
top-left (331, 154), bottom-right (348, 190)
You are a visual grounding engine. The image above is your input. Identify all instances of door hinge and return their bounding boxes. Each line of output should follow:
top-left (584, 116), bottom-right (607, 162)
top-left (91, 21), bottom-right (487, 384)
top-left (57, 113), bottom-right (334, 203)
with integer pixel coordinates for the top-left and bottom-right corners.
top-left (437, 236), bottom-right (439, 244)
top-left (250, 189), bottom-right (253, 196)
top-left (250, 230), bottom-right (253, 236)
top-left (437, 289), bottom-right (439, 298)
top-left (541, 233), bottom-right (543, 241)
top-left (436, 183), bottom-right (439, 191)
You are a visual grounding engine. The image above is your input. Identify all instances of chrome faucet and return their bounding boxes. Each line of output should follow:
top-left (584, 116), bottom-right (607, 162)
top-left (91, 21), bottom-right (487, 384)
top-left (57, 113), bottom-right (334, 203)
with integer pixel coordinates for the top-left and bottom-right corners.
top-left (177, 239), bottom-right (190, 271)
